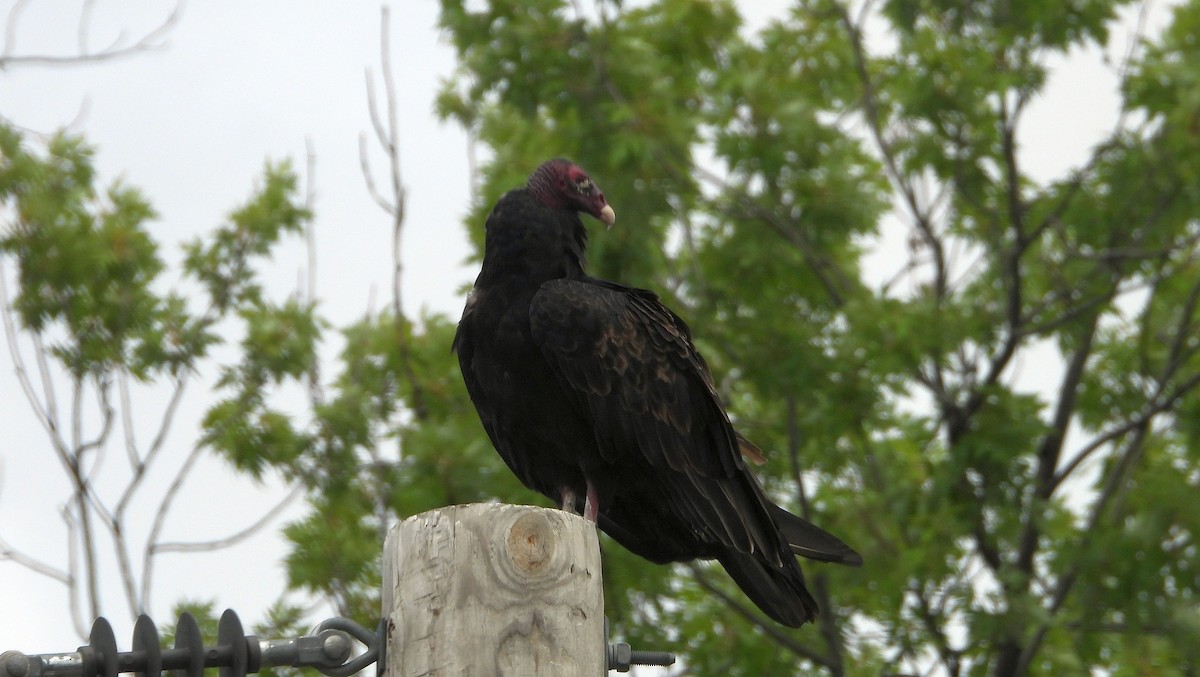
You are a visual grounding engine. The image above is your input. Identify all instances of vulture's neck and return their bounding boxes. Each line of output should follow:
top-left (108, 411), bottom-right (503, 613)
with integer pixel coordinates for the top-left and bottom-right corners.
top-left (475, 189), bottom-right (588, 290)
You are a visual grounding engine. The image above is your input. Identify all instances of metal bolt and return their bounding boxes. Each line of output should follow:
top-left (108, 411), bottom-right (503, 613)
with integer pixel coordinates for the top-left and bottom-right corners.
top-left (3, 654), bottom-right (29, 677)
top-left (321, 634), bottom-right (350, 663)
top-left (608, 642), bottom-right (634, 672)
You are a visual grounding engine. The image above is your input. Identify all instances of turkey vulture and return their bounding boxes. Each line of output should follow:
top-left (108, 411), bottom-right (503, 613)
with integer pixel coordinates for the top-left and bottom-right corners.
top-left (453, 158), bottom-right (861, 626)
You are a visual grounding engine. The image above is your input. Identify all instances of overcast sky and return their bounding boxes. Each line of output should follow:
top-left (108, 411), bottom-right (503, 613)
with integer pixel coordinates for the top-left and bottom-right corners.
top-left (0, 0), bottom-right (1174, 661)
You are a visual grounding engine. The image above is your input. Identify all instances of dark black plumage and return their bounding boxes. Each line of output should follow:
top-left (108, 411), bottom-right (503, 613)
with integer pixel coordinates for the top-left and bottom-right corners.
top-left (453, 158), bottom-right (861, 627)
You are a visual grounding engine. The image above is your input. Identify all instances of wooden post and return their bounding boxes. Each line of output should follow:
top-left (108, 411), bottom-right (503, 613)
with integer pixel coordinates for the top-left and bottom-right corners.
top-left (382, 503), bottom-right (605, 676)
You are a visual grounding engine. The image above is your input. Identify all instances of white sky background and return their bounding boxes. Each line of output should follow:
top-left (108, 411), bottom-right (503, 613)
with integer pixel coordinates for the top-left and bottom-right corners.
top-left (0, 0), bottom-right (1176, 665)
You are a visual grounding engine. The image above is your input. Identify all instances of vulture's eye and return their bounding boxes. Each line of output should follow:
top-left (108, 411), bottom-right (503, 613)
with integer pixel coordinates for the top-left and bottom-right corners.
top-left (574, 177), bottom-right (591, 193)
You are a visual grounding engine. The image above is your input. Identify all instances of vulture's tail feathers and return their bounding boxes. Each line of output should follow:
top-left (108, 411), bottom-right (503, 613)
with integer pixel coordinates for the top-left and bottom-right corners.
top-left (715, 549), bottom-right (817, 627)
top-left (771, 504), bottom-right (864, 567)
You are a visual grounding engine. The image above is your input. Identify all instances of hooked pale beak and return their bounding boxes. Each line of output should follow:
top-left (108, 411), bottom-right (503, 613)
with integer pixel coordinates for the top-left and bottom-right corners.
top-left (598, 204), bottom-right (616, 229)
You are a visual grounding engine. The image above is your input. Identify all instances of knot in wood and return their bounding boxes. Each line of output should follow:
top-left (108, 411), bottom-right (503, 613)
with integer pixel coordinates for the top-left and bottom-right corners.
top-left (506, 512), bottom-right (556, 575)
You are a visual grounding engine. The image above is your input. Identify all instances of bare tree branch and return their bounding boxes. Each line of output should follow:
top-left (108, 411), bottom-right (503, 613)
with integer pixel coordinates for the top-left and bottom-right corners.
top-left (1, 0), bottom-right (32, 60)
top-left (140, 442), bottom-right (203, 608)
top-left (1015, 422), bottom-right (1150, 674)
top-left (115, 376), bottom-right (187, 518)
top-left (152, 484), bottom-right (302, 554)
top-left (62, 504), bottom-right (87, 640)
top-left (62, 376), bottom-right (119, 535)
top-left (302, 136), bottom-right (325, 415)
top-left (0, 534), bottom-right (70, 583)
top-left (68, 491), bottom-right (101, 628)
top-left (370, 6), bottom-right (407, 322)
top-left (465, 129), bottom-right (480, 206)
top-left (911, 583), bottom-right (961, 676)
top-left (77, 375), bottom-right (115, 460)
top-left (112, 518), bottom-right (140, 619)
top-left (358, 133), bottom-right (394, 214)
top-left (784, 396), bottom-right (846, 675)
top-left (1054, 364), bottom-right (1200, 492)
top-left (1010, 242), bottom-right (1200, 669)
top-left (304, 136), bottom-right (319, 308)
top-left (360, 5), bottom-right (425, 424)
top-left (77, 0), bottom-right (96, 54)
top-left (0, 258), bottom-right (64, 453)
top-left (692, 163), bottom-right (858, 306)
top-left (71, 377), bottom-right (84, 465)
top-left (111, 372), bottom-right (189, 616)
top-left (118, 371), bottom-right (140, 470)
top-left (31, 330), bottom-right (62, 435)
top-left (832, 0), bottom-right (946, 300)
top-left (1012, 311), bottom-right (1102, 598)
top-left (0, 0), bottom-right (183, 71)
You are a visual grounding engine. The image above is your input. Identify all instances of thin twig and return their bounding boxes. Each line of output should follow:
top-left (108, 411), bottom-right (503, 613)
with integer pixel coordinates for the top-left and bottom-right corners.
top-left (153, 484), bottom-right (303, 554)
top-left (118, 372), bottom-right (140, 470)
top-left (0, 534), bottom-right (70, 583)
top-left (112, 519), bottom-right (140, 618)
top-left (375, 6), bottom-right (407, 322)
top-left (72, 489), bottom-right (101, 626)
top-left (1054, 371), bottom-right (1200, 490)
top-left (466, 130), bottom-right (480, 205)
top-left (31, 327), bottom-right (61, 434)
top-left (110, 372), bottom-right (189, 615)
top-left (0, 259), bottom-right (62, 450)
top-left (358, 133), bottom-right (394, 213)
top-left (115, 376), bottom-right (187, 518)
top-left (71, 377), bottom-right (84, 467)
top-left (140, 442), bottom-right (203, 607)
top-left (77, 375), bottom-right (115, 461)
top-left (62, 504), bottom-right (86, 640)
top-left (361, 5), bottom-right (425, 423)
top-left (304, 136), bottom-right (318, 307)
top-left (77, 0), bottom-right (96, 55)
top-left (301, 136), bottom-right (326, 416)
top-left (0, 0), bottom-right (183, 70)
top-left (1, 0), bottom-right (32, 59)
top-left (832, 1), bottom-right (946, 299)
top-left (694, 164), bottom-right (856, 306)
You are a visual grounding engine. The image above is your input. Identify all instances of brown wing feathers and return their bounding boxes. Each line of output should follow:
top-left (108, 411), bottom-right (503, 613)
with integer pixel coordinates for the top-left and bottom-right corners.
top-left (530, 281), bottom-right (785, 558)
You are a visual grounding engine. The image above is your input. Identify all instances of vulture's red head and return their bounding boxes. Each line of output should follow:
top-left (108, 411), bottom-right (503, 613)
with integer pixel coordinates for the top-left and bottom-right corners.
top-left (528, 158), bottom-right (617, 228)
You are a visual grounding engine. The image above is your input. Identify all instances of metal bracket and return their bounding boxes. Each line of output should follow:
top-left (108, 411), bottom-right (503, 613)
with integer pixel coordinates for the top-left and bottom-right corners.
top-left (1, 611), bottom-right (380, 677)
top-left (4, 611), bottom-right (671, 674)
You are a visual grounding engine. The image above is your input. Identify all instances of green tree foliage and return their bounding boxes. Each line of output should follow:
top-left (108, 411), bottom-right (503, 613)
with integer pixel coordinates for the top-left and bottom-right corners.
top-left (0, 122), bottom-right (312, 632)
top-left (430, 0), bottom-right (1200, 674)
